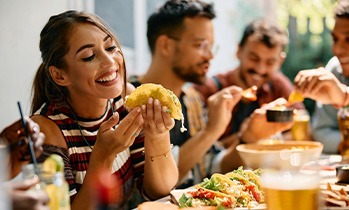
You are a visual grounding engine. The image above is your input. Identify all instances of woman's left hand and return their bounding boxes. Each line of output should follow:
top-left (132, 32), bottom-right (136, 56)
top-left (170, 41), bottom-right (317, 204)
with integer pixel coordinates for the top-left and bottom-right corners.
top-left (141, 98), bottom-right (174, 140)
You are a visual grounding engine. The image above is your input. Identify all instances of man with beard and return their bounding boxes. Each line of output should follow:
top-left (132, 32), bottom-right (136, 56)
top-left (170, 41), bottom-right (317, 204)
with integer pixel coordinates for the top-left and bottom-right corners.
top-left (194, 19), bottom-right (304, 162)
top-left (293, 0), bottom-right (349, 154)
top-left (128, 0), bottom-right (242, 188)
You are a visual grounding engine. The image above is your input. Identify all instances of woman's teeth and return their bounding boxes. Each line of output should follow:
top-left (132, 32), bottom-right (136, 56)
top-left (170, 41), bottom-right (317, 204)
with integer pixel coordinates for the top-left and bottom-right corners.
top-left (97, 72), bottom-right (116, 82)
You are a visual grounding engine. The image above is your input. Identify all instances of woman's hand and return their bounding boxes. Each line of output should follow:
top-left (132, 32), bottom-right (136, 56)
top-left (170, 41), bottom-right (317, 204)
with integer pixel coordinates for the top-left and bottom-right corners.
top-left (141, 98), bottom-right (174, 141)
top-left (96, 108), bottom-right (144, 157)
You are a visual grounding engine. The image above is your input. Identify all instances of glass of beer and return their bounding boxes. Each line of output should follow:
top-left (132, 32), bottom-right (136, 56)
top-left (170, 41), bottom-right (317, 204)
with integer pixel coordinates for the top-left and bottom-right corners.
top-left (291, 109), bottom-right (310, 141)
top-left (261, 170), bottom-right (320, 210)
top-left (338, 107), bottom-right (349, 160)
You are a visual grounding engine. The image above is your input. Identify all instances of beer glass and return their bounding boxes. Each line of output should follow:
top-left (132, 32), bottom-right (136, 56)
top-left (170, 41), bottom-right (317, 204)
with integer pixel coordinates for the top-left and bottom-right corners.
top-left (338, 106), bottom-right (349, 159)
top-left (261, 169), bottom-right (320, 210)
top-left (291, 109), bottom-right (310, 141)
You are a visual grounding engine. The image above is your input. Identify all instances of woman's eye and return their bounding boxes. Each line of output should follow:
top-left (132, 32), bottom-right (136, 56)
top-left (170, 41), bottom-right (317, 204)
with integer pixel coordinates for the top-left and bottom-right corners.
top-left (107, 45), bottom-right (117, 52)
top-left (82, 54), bottom-right (95, 62)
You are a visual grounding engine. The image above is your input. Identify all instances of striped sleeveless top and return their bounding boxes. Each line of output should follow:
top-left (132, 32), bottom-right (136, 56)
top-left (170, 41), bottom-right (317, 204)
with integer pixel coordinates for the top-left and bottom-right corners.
top-left (34, 96), bottom-right (145, 209)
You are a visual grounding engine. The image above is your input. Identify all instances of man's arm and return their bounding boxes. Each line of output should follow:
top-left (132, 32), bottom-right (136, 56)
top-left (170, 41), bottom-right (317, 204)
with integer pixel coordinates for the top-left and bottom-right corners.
top-left (312, 103), bottom-right (341, 154)
top-left (178, 86), bottom-right (242, 180)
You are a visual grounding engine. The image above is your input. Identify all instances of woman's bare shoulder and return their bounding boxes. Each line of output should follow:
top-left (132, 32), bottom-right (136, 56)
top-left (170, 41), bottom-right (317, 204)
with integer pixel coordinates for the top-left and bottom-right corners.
top-left (31, 115), bottom-right (67, 148)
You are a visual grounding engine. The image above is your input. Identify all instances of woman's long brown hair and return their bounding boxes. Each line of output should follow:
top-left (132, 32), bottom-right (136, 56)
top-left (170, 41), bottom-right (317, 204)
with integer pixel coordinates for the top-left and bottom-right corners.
top-left (31, 10), bottom-right (127, 114)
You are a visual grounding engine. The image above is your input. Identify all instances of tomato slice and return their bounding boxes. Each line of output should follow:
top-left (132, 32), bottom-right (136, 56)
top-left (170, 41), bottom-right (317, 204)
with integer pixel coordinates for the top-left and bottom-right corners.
top-left (246, 185), bottom-right (261, 202)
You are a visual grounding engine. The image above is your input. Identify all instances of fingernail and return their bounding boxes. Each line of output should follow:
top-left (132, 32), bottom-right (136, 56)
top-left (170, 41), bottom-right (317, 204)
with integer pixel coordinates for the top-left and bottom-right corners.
top-left (32, 126), bottom-right (38, 133)
top-left (162, 106), bottom-right (168, 112)
top-left (148, 98), bottom-right (153, 104)
top-left (154, 99), bottom-right (160, 105)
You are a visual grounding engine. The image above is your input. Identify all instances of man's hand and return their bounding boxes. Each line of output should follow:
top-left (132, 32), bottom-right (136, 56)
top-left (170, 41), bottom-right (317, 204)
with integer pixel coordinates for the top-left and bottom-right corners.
top-left (294, 67), bottom-right (348, 106)
top-left (206, 86), bottom-right (242, 137)
top-left (239, 98), bottom-right (293, 142)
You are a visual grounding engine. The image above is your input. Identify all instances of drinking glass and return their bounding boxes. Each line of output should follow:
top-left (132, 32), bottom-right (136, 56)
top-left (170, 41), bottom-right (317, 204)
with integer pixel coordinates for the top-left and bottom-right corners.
top-left (261, 169), bottom-right (320, 210)
top-left (291, 109), bottom-right (310, 141)
top-left (22, 164), bottom-right (70, 210)
top-left (338, 106), bottom-right (349, 161)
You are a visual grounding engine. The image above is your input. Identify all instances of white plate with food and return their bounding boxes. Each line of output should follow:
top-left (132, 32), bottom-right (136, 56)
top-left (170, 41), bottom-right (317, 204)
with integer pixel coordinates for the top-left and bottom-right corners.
top-left (170, 189), bottom-right (266, 210)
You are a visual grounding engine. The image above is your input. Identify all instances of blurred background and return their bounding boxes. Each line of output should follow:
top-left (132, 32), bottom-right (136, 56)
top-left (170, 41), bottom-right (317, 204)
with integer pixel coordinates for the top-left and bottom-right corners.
top-left (0, 0), bottom-right (337, 129)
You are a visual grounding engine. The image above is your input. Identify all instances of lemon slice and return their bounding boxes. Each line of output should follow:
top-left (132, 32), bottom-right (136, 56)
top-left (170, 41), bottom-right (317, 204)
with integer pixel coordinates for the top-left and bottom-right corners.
top-left (43, 154), bottom-right (64, 173)
top-left (288, 91), bottom-right (304, 104)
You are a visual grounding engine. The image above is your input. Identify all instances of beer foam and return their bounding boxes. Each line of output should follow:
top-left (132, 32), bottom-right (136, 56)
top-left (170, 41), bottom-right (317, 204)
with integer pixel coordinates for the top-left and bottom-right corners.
top-left (261, 171), bottom-right (320, 190)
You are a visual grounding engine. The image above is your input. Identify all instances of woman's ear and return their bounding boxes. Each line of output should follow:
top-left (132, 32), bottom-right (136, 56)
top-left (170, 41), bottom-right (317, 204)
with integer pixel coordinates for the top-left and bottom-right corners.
top-left (49, 66), bottom-right (70, 86)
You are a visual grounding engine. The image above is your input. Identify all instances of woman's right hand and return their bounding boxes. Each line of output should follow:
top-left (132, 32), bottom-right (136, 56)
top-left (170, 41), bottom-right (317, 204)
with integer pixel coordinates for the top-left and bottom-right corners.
top-left (95, 108), bottom-right (144, 157)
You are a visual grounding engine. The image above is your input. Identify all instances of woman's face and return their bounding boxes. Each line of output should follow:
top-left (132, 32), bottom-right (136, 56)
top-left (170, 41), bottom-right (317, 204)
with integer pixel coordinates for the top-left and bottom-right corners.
top-left (61, 23), bottom-right (124, 101)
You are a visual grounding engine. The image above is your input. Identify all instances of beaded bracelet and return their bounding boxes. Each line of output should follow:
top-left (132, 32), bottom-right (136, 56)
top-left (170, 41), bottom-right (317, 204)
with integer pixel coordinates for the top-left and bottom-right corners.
top-left (142, 144), bottom-right (174, 161)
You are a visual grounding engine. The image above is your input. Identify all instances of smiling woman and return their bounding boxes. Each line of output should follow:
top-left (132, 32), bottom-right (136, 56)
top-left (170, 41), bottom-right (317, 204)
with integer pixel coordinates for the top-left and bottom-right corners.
top-left (28, 10), bottom-right (178, 210)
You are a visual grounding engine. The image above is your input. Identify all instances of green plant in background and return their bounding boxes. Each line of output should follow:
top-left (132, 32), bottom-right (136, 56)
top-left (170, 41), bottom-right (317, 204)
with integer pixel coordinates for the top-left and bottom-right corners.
top-left (277, 0), bottom-right (337, 116)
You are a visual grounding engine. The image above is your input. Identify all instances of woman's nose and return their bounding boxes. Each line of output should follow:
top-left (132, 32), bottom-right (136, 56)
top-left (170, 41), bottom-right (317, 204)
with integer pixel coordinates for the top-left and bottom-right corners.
top-left (100, 52), bottom-right (115, 68)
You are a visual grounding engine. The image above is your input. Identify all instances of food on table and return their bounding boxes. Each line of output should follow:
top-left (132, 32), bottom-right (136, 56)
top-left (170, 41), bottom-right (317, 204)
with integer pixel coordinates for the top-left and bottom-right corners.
top-left (288, 90), bottom-right (304, 104)
top-left (126, 83), bottom-right (182, 120)
top-left (266, 106), bottom-right (293, 122)
top-left (138, 201), bottom-right (220, 210)
top-left (241, 85), bottom-right (258, 101)
top-left (336, 165), bottom-right (349, 184)
top-left (125, 83), bottom-right (187, 132)
top-left (321, 183), bottom-right (349, 207)
top-left (178, 167), bottom-right (265, 208)
top-left (138, 201), bottom-right (179, 210)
